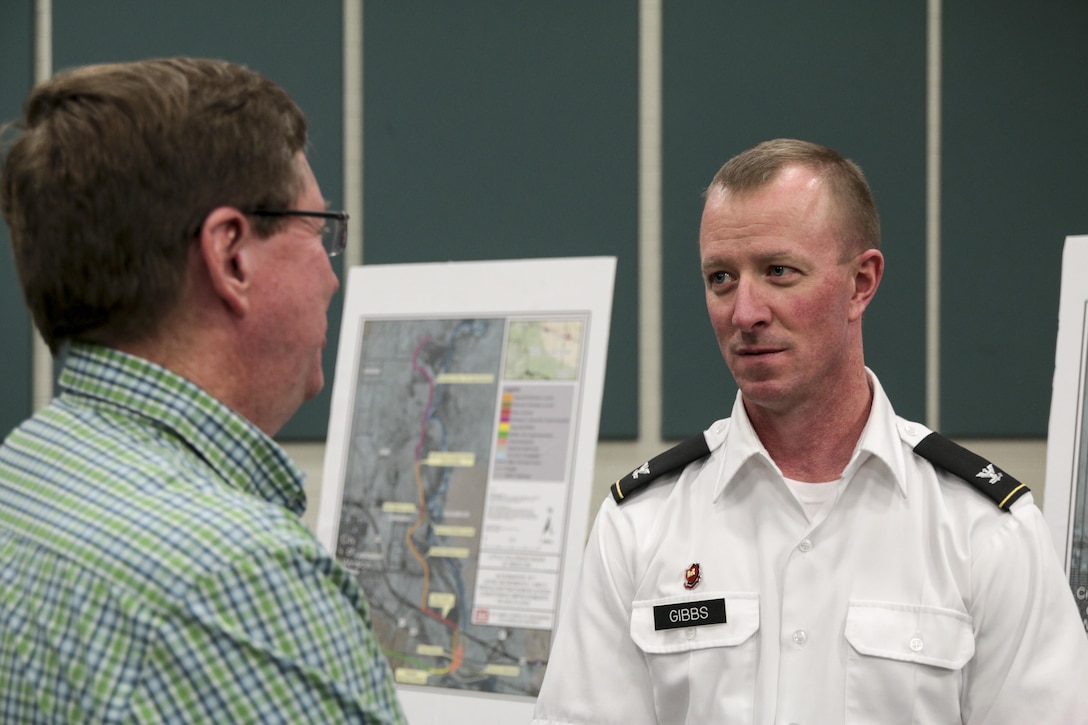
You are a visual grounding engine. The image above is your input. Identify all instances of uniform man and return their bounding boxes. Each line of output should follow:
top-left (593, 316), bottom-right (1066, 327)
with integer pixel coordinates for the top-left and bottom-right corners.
top-left (533, 139), bottom-right (1088, 724)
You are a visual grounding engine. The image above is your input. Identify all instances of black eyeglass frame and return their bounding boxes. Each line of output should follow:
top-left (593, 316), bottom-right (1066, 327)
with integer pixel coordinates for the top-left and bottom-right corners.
top-left (243, 209), bottom-right (349, 257)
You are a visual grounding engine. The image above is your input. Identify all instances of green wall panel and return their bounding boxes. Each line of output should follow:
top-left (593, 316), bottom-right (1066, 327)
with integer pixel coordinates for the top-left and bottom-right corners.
top-left (52, 0), bottom-right (343, 440)
top-left (941, 0), bottom-right (1088, 437)
top-left (362, 1), bottom-right (640, 438)
top-left (662, 1), bottom-right (927, 438)
top-left (15, 1), bottom-right (1073, 443)
top-left (0, 0), bottom-right (34, 438)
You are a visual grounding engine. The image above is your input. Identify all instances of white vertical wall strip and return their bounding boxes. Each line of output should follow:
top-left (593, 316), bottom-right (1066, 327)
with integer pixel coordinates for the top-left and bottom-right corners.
top-left (926, 0), bottom-right (942, 430)
top-left (591, 0), bottom-right (665, 506)
top-left (32, 2), bottom-right (50, 88)
top-left (344, 0), bottom-right (364, 268)
top-left (638, 0), bottom-right (664, 445)
top-left (32, 0), bottom-right (52, 411)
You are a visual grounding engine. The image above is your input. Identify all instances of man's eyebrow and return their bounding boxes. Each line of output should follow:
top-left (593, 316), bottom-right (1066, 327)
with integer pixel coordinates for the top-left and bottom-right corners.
top-left (700, 256), bottom-right (730, 272)
top-left (701, 250), bottom-right (797, 270)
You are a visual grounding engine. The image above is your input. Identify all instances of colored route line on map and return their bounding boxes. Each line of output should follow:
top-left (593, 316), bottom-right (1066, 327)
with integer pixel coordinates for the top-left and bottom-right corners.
top-left (405, 460), bottom-right (433, 613)
top-left (404, 333), bottom-right (467, 676)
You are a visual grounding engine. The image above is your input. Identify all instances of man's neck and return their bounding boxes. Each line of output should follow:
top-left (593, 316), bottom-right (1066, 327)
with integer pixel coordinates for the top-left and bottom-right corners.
top-left (745, 370), bottom-right (874, 482)
top-left (115, 322), bottom-right (278, 436)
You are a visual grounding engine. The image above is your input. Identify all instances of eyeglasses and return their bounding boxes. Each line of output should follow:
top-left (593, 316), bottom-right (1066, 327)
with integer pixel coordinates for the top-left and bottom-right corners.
top-left (244, 209), bottom-right (349, 257)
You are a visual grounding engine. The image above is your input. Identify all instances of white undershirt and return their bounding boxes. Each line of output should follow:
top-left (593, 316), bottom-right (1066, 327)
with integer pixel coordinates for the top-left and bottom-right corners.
top-left (784, 477), bottom-right (841, 521)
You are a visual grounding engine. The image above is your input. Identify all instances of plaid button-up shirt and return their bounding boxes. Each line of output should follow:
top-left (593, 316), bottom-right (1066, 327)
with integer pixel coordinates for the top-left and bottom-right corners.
top-left (0, 343), bottom-right (405, 723)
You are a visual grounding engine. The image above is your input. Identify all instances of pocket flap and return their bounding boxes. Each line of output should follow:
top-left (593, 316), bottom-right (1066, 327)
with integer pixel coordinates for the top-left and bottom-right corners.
top-left (845, 600), bottom-right (975, 669)
top-left (631, 592), bottom-right (759, 654)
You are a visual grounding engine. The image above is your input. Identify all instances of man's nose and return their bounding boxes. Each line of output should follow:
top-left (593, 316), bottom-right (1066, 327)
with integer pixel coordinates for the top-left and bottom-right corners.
top-left (731, 277), bottom-right (770, 331)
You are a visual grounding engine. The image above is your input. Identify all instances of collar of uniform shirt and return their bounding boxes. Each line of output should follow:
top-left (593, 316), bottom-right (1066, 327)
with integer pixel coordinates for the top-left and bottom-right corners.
top-left (710, 368), bottom-right (909, 503)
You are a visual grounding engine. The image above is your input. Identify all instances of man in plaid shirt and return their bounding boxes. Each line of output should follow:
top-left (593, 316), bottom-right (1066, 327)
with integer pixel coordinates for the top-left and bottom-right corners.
top-left (0, 57), bottom-right (405, 723)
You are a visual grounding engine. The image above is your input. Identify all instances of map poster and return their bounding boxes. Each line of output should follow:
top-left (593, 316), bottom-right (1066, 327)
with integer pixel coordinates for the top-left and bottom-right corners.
top-left (317, 258), bottom-right (615, 723)
top-left (1044, 235), bottom-right (1088, 635)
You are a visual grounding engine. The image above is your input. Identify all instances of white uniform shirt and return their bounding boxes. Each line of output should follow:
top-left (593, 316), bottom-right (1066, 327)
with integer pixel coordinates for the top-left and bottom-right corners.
top-left (533, 373), bottom-right (1088, 724)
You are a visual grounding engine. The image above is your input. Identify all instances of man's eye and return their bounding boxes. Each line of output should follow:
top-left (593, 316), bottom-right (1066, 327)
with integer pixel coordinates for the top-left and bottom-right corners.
top-left (709, 271), bottom-right (730, 285)
top-left (769, 265), bottom-right (800, 279)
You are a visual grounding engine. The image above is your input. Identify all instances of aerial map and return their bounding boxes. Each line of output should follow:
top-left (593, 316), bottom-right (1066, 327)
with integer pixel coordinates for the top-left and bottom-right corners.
top-left (332, 316), bottom-right (587, 697)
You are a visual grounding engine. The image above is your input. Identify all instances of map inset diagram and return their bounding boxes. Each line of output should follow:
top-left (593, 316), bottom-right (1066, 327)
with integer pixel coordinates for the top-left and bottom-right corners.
top-left (334, 317), bottom-right (586, 697)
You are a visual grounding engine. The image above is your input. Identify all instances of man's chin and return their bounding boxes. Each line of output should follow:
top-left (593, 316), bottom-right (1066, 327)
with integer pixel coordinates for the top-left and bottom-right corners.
top-left (735, 377), bottom-right (795, 412)
top-left (729, 358), bottom-right (784, 389)
top-left (302, 366), bottom-right (325, 403)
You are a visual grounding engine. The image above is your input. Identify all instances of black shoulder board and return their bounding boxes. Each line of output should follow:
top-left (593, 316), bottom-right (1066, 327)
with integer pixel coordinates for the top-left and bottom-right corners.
top-left (912, 432), bottom-right (1029, 512)
top-left (611, 434), bottom-right (711, 504)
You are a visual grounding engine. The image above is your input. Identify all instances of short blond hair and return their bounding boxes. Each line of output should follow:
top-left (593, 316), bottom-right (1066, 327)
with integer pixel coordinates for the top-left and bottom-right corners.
top-left (708, 138), bottom-right (881, 256)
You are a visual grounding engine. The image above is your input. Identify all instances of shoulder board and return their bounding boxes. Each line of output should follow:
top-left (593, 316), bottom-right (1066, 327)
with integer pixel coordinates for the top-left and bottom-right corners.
top-left (611, 434), bottom-right (711, 504)
top-left (912, 432), bottom-right (1029, 511)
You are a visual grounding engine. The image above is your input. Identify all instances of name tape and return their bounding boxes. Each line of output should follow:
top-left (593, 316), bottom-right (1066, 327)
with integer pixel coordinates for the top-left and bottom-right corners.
top-left (653, 598), bottom-right (727, 630)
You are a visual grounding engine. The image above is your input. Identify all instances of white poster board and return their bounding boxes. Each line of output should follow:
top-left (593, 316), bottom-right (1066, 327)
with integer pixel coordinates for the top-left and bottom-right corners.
top-left (1044, 235), bottom-right (1088, 633)
top-left (317, 257), bottom-right (615, 723)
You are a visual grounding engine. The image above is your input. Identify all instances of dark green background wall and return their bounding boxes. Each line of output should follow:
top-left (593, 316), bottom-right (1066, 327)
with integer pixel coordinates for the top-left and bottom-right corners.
top-left (2, 1), bottom-right (1085, 441)
top-left (941, 2), bottom-right (1088, 436)
top-left (0, 0), bottom-right (33, 439)
top-left (361, 2), bottom-right (640, 438)
top-left (661, 1), bottom-right (928, 437)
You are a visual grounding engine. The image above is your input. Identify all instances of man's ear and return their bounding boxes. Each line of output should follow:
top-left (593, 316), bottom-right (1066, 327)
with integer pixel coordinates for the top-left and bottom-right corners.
top-left (848, 248), bottom-right (884, 321)
top-left (198, 206), bottom-right (252, 316)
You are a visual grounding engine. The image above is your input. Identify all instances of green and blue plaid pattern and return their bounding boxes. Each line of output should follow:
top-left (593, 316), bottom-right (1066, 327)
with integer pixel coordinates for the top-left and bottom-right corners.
top-left (0, 344), bottom-right (405, 723)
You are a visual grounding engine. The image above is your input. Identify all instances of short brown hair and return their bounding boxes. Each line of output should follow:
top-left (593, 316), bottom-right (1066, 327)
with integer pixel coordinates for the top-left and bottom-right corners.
top-left (708, 138), bottom-right (881, 255)
top-left (0, 57), bottom-right (308, 353)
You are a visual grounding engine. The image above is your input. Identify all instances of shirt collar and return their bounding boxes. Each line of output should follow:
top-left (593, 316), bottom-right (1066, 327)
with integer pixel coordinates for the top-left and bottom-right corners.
top-left (710, 369), bottom-right (909, 502)
top-left (842, 369), bottom-right (910, 497)
top-left (58, 343), bottom-right (307, 514)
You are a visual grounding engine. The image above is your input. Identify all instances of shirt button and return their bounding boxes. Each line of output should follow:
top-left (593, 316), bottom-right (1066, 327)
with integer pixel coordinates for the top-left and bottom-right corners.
top-left (798, 538), bottom-right (813, 552)
top-left (686, 628), bottom-right (696, 640)
top-left (792, 630), bottom-right (808, 647)
top-left (910, 637), bottom-right (924, 652)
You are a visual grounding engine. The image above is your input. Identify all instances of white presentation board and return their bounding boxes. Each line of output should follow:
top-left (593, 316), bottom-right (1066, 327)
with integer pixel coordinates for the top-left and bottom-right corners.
top-left (1044, 234), bottom-right (1088, 633)
top-left (316, 257), bottom-right (616, 723)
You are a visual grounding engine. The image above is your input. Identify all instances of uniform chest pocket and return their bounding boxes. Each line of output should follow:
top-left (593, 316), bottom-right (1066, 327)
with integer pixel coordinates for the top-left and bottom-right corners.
top-left (630, 592), bottom-right (759, 724)
top-left (844, 600), bottom-right (975, 724)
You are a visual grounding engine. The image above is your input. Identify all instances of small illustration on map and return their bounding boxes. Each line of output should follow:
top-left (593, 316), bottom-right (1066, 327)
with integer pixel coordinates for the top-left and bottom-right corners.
top-left (504, 319), bottom-right (584, 381)
top-left (332, 316), bottom-right (587, 697)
